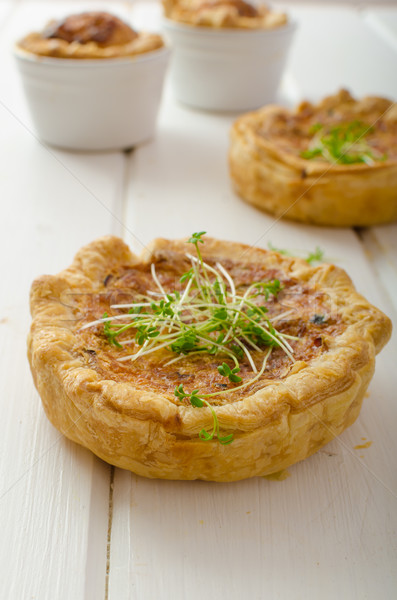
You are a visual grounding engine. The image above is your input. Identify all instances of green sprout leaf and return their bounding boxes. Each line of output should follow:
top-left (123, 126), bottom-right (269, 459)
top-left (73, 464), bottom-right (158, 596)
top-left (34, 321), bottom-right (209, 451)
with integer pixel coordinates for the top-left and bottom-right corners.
top-left (190, 390), bottom-right (204, 408)
top-left (301, 120), bottom-right (381, 165)
top-left (180, 268), bottom-right (194, 283)
top-left (254, 279), bottom-right (282, 301)
top-left (174, 385), bottom-right (233, 444)
top-left (301, 148), bottom-right (323, 160)
top-left (188, 231), bottom-right (206, 245)
top-left (306, 247), bottom-right (324, 265)
top-left (217, 362), bottom-right (242, 383)
top-left (268, 242), bottom-right (324, 265)
top-left (103, 313), bottom-right (123, 348)
top-left (267, 242), bottom-right (291, 256)
top-left (174, 384), bottom-right (188, 401)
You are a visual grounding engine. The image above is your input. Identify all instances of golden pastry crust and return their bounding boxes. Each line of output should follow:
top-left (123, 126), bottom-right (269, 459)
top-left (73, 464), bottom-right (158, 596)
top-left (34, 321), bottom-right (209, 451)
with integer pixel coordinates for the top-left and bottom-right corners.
top-left (17, 11), bottom-right (164, 59)
top-left (28, 236), bottom-right (391, 481)
top-left (229, 90), bottom-right (397, 226)
top-left (163, 0), bottom-right (287, 29)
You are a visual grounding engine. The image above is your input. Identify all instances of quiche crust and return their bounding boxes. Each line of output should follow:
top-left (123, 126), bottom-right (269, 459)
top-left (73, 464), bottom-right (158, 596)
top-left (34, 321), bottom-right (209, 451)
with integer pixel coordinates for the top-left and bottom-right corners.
top-left (17, 11), bottom-right (164, 59)
top-left (28, 236), bottom-right (391, 481)
top-left (229, 90), bottom-right (397, 227)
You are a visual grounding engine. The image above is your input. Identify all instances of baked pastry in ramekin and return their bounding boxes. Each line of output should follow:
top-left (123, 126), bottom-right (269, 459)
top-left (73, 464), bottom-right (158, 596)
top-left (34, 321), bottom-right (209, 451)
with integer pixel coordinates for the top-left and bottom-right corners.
top-left (162, 0), bottom-right (295, 111)
top-left (163, 0), bottom-right (287, 29)
top-left (28, 235), bottom-right (391, 481)
top-left (229, 90), bottom-right (397, 226)
top-left (17, 11), bottom-right (164, 59)
top-left (14, 12), bottom-right (170, 150)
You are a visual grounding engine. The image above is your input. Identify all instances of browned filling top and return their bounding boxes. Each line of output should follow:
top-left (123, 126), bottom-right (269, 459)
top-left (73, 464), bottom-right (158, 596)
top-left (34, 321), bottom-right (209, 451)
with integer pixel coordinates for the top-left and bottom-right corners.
top-left (69, 250), bottom-right (344, 405)
top-left (257, 90), bottom-right (397, 162)
top-left (42, 12), bottom-right (138, 47)
top-left (17, 11), bottom-right (164, 59)
top-left (163, 0), bottom-right (287, 29)
top-left (198, 1), bottom-right (258, 18)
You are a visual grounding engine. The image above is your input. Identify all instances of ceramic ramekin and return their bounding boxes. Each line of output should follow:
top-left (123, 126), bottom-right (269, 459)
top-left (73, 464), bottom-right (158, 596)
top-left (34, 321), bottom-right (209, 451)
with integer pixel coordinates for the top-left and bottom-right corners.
top-left (162, 18), bottom-right (296, 112)
top-left (14, 46), bottom-right (171, 151)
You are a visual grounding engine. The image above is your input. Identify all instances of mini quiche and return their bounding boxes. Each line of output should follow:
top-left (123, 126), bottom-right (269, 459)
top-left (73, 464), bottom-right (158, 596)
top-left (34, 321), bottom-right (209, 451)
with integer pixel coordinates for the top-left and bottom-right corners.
top-left (28, 235), bottom-right (391, 481)
top-left (163, 0), bottom-right (287, 29)
top-left (229, 90), bottom-right (397, 227)
top-left (17, 11), bottom-right (164, 59)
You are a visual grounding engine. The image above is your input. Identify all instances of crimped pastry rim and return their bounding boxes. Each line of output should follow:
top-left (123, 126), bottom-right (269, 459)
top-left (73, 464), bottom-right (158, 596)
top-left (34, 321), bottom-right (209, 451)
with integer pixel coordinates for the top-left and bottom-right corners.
top-left (13, 43), bottom-right (171, 67)
top-left (27, 236), bottom-right (392, 480)
top-left (162, 16), bottom-right (296, 36)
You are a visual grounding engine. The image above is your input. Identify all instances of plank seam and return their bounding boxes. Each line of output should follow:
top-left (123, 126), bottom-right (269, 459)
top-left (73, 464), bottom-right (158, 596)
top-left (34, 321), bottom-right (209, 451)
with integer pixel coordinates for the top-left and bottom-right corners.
top-left (354, 227), bottom-right (397, 322)
top-left (105, 466), bottom-right (115, 600)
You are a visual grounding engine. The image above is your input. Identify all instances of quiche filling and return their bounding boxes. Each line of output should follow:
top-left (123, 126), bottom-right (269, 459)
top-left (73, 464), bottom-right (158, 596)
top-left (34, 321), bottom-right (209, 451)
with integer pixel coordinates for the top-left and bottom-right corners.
top-left (257, 90), bottom-right (397, 164)
top-left (73, 237), bottom-right (344, 408)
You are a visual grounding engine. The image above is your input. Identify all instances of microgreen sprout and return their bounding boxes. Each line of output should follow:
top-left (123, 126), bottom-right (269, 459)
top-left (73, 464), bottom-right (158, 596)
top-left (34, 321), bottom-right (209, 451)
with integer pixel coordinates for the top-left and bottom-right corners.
top-left (306, 247), bottom-right (324, 265)
top-left (174, 384), bottom-right (233, 445)
top-left (188, 230), bottom-right (206, 247)
top-left (103, 312), bottom-right (123, 348)
top-left (81, 233), bottom-right (298, 445)
top-left (301, 120), bottom-right (386, 165)
top-left (268, 242), bottom-right (324, 265)
top-left (218, 362), bottom-right (242, 383)
top-left (187, 231), bottom-right (206, 267)
top-left (267, 242), bottom-right (290, 256)
top-left (180, 268), bottom-right (194, 283)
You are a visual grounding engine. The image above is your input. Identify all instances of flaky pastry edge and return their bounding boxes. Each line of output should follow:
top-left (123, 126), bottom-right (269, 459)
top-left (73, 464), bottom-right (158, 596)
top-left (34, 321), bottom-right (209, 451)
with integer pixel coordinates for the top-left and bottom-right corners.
top-left (28, 236), bottom-right (391, 480)
top-left (17, 31), bottom-right (164, 59)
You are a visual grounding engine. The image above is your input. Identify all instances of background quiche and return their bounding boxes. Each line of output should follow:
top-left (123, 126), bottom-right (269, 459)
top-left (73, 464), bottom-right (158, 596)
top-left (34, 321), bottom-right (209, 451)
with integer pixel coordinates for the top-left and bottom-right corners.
top-left (28, 235), bottom-right (391, 481)
top-left (17, 11), bottom-right (164, 59)
top-left (229, 89), bottom-right (397, 226)
top-left (163, 0), bottom-right (287, 29)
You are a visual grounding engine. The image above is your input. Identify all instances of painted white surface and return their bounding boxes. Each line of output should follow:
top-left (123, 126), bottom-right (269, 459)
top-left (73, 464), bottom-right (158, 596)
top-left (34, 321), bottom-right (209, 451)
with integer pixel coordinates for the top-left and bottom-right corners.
top-left (364, 7), bottom-right (397, 52)
top-left (1, 2), bottom-right (396, 599)
top-left (0, 2), bottom-right (124, 599)
top-left (359, 225), bottom-right (397, 315)
top-left (278, 4), bottom-right (397, 101)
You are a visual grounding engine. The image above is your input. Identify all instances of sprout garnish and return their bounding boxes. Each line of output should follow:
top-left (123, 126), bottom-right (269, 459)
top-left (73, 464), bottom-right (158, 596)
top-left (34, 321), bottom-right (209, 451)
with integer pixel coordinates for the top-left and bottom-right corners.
top-left (301, 120), bottom-right (387, 165)
top-left (268, 243), bottom-right (324, 265)
top-left (81, 232), bottom-right (298, 444)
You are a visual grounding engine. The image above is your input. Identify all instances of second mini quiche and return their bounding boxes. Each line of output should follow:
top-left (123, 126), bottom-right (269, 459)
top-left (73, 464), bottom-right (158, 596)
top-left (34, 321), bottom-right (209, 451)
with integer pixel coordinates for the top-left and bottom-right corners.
top-left (229, 90), bottom-right (397, 226)
top-left (163, 0), bottom-right (287, 29)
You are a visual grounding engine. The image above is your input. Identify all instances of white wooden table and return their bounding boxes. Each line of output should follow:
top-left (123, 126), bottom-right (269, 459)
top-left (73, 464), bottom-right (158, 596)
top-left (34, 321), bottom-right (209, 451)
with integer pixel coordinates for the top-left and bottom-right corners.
top-left (1, 1), bottom-right (396, 598)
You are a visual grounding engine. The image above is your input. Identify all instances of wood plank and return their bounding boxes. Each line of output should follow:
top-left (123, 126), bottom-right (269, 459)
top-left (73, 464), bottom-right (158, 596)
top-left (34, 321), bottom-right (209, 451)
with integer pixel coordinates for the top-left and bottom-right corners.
top-left (0, 1), bottom-right (12, 25)
top-left (343, 6), bottom-right (397, 315)
top-left (111, 95), bottom-right (397, 598)
top-left (364, 7), bottom-right (397, 51)
top-left (278, 3), bottom-right (397, 100)
top-left (0, 2), bottom-right (128, 598)
top-left (110, 4), bottom-right (397, 598)
top-left (358, 225), bottom-right (397, 315)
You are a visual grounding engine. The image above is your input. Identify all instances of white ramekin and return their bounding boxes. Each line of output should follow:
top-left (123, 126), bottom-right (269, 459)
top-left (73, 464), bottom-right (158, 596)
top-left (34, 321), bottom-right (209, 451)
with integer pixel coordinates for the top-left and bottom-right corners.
top-left (162, 18), bottom-right (296, 112)
top-left (14, 46), bottom-right (171, 151)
